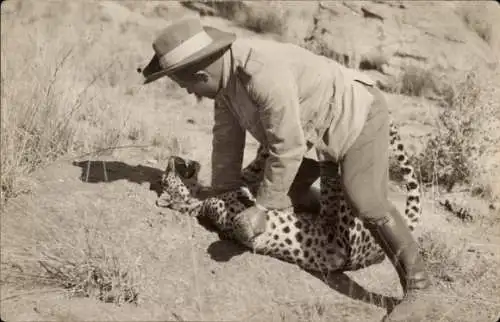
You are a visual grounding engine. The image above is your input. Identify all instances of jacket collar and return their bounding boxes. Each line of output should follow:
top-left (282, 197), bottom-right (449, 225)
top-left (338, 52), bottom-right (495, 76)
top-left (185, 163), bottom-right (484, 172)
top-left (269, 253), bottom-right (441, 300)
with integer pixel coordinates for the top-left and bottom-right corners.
top-left (215, 46), bottom-right (234, 99)
top-left (216, 41), bottom-right (255, 100)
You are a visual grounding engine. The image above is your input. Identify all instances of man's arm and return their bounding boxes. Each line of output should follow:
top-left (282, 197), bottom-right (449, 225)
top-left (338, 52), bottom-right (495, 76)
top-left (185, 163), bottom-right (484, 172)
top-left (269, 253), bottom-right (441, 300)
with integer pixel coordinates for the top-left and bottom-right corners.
top-left (248, 68), bottom-right (308, 210)
top-left (211, 97), bottom-right (246, 192)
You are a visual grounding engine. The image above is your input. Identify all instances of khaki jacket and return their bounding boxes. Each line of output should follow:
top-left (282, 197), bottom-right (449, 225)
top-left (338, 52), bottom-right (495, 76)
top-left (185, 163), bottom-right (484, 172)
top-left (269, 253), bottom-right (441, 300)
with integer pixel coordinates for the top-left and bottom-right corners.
top-left (212, 37), bottom-right (376, 209)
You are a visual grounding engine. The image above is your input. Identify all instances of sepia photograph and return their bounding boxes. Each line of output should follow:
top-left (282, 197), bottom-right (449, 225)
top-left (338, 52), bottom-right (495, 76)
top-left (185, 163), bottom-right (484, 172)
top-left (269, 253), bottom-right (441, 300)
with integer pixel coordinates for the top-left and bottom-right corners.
top-left (1, 1), bottom-right (499, 321)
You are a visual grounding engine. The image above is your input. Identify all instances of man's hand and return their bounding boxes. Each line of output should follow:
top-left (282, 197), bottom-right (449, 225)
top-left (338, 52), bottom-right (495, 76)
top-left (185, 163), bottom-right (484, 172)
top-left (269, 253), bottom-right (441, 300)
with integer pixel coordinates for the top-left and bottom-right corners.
top-left (233, 204), bottom-right (268, 244)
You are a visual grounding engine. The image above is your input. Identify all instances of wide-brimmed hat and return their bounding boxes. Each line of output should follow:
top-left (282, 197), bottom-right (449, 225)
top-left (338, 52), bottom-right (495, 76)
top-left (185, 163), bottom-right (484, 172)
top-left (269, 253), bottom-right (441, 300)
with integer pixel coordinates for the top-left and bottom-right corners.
top-left (140, 17), bottom-right (236, 84)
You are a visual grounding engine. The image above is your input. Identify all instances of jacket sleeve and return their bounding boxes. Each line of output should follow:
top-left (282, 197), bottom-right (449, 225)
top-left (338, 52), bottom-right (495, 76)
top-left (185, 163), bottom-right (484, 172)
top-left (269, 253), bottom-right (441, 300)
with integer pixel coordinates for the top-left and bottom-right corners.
top-left (248, 68), bottom-right (308, 209)
top-left (211, 97), bottom-right (246, 192)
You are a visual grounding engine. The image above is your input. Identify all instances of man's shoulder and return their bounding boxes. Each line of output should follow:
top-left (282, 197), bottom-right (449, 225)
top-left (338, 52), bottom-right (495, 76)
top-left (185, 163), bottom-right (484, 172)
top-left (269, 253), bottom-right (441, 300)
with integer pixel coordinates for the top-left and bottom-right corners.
top-left (231, 38), bottom-right (299, 82)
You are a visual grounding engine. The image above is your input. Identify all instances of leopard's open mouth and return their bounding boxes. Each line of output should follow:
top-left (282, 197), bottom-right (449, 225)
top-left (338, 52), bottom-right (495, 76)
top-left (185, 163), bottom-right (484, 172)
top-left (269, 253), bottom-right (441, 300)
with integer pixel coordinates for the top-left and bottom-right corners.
top-left (166, 156), bottom-right (201, 180)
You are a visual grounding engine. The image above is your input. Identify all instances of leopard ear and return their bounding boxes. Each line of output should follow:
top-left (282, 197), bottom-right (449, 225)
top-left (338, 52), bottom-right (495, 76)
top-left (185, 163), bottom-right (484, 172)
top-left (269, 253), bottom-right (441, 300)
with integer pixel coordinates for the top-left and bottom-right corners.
top-left (184, 160), bottom-right (201, 179)
top-left (166, 156), bottom-right (175, 173)
top-left (171, 156), bottom-right (190, 178)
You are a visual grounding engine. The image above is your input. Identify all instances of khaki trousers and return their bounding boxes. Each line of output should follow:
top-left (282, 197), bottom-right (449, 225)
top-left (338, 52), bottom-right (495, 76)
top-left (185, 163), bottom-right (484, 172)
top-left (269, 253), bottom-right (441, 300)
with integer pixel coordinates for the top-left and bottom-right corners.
top-left (292, 85), bottom-right (397, 225)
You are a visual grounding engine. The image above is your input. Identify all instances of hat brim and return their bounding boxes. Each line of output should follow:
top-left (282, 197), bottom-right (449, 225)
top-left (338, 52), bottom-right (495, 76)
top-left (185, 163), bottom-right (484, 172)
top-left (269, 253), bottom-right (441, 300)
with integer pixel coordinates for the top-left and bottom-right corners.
top-left (141, 26), bottom-right (236, 85)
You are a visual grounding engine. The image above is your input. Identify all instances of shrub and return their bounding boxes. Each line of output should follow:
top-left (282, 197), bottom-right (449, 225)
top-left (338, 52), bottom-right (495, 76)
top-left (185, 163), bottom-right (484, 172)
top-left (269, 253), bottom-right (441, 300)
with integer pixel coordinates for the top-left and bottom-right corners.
top-left (387, 65), bottom-right (445, 98)
top-left (410, 71), bottom-right (497, 193)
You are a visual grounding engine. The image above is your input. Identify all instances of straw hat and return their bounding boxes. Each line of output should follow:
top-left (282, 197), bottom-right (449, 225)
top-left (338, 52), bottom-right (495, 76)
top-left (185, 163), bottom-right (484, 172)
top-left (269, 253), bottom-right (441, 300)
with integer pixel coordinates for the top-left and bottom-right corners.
top-left (140, 17), bottom-right (236, 84)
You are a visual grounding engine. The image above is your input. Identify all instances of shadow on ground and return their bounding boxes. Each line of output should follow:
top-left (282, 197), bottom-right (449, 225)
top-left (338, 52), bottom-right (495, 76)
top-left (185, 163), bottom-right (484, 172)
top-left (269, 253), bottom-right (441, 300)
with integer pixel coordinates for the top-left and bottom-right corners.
top-left (72, 160), bottom-right (164, 195)
top-left (73, 159), bottom-right (400, 314)
top-left (207, 239), bottom-right (400, 313)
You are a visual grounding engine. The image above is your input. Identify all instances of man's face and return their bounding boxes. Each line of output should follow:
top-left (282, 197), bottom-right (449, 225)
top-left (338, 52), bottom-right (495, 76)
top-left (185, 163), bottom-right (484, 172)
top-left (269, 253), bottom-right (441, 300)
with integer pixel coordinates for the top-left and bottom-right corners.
top-left (170, 70), bottom-right (217, 100)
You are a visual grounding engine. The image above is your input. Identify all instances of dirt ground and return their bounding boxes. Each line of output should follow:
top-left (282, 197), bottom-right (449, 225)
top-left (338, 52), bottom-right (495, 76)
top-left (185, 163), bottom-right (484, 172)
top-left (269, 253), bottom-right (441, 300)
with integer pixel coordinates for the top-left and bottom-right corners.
top-left (1, 1), bottom-right (500, 321)
top-left (1, 112), bottom-right (499, 322)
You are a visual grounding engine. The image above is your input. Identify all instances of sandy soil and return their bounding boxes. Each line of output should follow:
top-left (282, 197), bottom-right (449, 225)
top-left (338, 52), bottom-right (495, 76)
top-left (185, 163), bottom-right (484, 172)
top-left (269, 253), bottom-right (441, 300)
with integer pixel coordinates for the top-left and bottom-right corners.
top-left (1, 1), bottom-right (499, 321)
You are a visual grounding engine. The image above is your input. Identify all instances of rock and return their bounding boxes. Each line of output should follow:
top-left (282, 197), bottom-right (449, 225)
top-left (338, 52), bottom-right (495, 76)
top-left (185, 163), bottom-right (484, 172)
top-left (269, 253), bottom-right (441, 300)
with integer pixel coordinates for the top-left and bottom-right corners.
top-left (283, 1), bottom-right (499, 87)
top-left (361, 7), bottom-right (384, 21)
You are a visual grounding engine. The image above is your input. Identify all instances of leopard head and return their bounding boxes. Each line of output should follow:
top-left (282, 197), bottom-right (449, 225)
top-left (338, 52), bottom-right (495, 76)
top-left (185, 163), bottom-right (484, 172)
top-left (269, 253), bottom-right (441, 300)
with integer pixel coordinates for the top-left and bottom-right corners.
top-left (156, 156), bottom-right (201, 208)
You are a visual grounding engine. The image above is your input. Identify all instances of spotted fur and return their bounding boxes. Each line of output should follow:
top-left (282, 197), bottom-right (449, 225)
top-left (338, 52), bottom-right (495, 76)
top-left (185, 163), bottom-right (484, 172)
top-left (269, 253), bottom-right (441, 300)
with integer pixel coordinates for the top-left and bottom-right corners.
top-left (157, 122), bottom-right (422, 273)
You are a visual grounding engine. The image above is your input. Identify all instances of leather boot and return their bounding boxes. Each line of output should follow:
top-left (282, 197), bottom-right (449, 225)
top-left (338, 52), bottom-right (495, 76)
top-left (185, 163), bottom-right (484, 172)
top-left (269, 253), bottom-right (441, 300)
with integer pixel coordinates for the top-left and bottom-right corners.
top-left (367, 209), bottom-right (434, 322)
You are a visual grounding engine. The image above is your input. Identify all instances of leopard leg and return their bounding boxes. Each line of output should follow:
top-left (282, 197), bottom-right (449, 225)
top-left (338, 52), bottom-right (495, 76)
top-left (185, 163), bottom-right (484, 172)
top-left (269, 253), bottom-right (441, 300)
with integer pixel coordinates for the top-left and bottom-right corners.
top-left (242, 145), bottom-right (321, 213)
top-left (289, 157), bottom-right (321, 213)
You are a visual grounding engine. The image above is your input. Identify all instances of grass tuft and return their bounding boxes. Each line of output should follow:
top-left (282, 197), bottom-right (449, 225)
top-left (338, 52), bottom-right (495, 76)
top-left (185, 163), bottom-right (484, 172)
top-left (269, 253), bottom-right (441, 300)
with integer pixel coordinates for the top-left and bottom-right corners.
top-left (418, 231), bottom-right (462, 282)
top-left (37, 245), bottom-right (141, 304)
top-left (1, 205), bottom-right (145, 305)
top-left (418, 229), bottom-right (492, 286)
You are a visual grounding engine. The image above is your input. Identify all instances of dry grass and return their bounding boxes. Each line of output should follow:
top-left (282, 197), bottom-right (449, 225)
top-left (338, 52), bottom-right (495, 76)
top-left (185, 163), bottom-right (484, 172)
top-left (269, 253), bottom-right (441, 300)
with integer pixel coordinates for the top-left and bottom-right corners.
top-left (418, 231), bottom-right (462, 283)
top-left (418, 229), bottom-right (493, 286)
top-left (2, 2), bottom-right (500, 319)
top-left (1, 13), bottom-right (111, 199)
top-left (0, 1), bottom-right (184, 202)
top-left (277, 300), bottom-right (327, 322)
top-left (0, 2), bottom-right (198, 308)
top-left (1, 192), bottom-right (155, 306)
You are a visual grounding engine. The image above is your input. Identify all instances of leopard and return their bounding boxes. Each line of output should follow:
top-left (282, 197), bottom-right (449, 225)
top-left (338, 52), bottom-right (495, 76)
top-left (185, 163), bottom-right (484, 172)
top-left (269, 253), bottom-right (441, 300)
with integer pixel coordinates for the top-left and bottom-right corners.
top-left (156, 122), bottom-right (422, 274)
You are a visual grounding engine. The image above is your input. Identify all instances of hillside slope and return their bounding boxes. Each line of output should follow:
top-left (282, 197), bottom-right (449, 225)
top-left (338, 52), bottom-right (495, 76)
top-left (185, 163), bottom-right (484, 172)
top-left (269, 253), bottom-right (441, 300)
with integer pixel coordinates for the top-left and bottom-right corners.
top-left (1, 1), bottom-right (499, 321)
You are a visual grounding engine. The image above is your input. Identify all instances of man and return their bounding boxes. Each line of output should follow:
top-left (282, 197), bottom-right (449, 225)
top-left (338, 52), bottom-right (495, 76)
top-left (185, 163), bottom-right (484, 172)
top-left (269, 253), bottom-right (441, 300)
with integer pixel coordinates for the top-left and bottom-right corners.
top-left (140, 17), bottom-right (435, 321)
